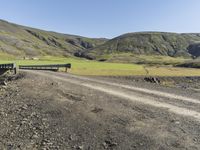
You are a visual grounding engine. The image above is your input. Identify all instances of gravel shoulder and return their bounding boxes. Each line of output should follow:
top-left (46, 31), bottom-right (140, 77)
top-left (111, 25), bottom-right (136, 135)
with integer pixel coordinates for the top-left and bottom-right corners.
top-left (0, 71), bottom-right (200, 150)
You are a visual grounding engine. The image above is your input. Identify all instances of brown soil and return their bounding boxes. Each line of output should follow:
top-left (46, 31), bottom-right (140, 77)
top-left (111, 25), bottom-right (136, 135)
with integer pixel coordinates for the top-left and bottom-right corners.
top-left (0, 71), bottom-right (200, 150)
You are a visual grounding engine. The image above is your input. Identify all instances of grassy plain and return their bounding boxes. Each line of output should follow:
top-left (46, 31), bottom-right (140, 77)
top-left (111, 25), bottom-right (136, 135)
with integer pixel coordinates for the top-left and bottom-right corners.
top-left (0, 55), bottom-right (200, 76)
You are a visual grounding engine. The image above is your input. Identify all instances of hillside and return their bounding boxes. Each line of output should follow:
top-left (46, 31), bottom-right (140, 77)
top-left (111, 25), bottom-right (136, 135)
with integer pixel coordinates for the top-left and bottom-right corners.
top-left (0, 19), bottom-right (107, 58)
top-left (84, 32), bottom-right (200, 60)
top-left (1, 20), bottom-right (200, 63)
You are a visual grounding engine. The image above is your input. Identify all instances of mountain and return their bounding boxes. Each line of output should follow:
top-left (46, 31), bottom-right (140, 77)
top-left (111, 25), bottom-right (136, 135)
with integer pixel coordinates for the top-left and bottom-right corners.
top-left (84, 32), bottom-right (200, 60)
top-left (1, 19), bottom-right (200, 61)
top-left (0, 19), bottom-right (107, 58)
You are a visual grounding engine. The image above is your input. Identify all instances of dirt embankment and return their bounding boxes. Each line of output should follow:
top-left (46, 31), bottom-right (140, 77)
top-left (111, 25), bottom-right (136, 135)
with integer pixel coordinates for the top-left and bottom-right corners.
top-left (0, 71), bottom-right (200, 150)
top-left (95, 76), bottom-right (200, 92)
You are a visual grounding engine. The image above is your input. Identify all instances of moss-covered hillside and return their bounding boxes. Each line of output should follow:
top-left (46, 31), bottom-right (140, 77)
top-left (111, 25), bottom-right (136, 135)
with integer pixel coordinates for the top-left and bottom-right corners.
top-left (0, 19), bottom-right (107, 58)
top-left (85, 32), bottom-right (200, 60)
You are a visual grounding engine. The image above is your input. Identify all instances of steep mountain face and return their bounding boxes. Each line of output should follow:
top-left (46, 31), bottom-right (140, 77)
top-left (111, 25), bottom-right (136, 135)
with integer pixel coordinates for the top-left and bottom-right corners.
top-left (0, 20), bottom-right (107, 57)
top-left (85, 32), bottom-right (200, 59)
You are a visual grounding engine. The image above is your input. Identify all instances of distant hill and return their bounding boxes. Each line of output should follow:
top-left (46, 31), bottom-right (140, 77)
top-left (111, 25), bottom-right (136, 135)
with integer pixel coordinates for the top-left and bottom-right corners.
top-left (1, 19), bottom-right (200, 62)
top-left (0, 19), bottom-right (107, 58)
top-left (84, 32), bottom-right (200, 60)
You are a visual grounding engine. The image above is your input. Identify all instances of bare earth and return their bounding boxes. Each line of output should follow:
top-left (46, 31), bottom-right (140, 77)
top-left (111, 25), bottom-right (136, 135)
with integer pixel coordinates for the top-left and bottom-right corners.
top-left (0, 70), bottom-right (200, 150)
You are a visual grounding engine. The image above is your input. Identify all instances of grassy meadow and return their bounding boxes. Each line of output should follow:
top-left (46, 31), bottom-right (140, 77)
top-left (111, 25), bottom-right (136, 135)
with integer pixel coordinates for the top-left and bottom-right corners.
top-left (0, 55), bottom-right (200, 76)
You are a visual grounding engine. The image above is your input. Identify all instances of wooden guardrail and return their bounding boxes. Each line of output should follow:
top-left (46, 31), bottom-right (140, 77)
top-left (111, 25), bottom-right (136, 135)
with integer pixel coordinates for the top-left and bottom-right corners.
top-left (0, 63), bottom-right (17, 74)
top-left (19, 64), bottom-right (71, 72)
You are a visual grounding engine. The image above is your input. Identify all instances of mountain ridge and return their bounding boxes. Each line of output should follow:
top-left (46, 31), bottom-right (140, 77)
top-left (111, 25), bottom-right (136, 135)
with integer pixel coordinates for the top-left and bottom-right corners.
top-left (0, 19), bottom-right (107, 58)
top-left (84, 32), bottom-right (200, 60)
top-left (0, 19), bottom-right (200, 61)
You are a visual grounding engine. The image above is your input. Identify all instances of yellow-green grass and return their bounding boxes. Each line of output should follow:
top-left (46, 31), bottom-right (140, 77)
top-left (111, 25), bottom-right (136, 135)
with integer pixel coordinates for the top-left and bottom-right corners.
top-left (145, 66), bottom-right (200, 76)
top-left (134, 55), bottom-right (190, 65)
top-left (0, 52), bottom-right (15, 60)
top-left (96, 53), bottom-right (190, 65)
top-left (0, 56), bottom-right (200, 76)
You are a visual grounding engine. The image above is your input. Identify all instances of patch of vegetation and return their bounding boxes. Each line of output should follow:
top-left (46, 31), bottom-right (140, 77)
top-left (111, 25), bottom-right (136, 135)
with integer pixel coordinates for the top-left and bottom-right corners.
top-left (0, 52), bottom-right (15, 60)
top-left (85, 32), bottom-right (200, 59)
top-left (144, 66), bottom-right (200, 76)
top-left (177, 59), bottom-right (200, 68)
top-left (14, 56), bottom-right (145, 76)
top-left (0, 56), bottom-right (200, 76)
top-left (95, 53), bottom-right (190, 65)
top-left (0, 20), bottom-right (107, 57)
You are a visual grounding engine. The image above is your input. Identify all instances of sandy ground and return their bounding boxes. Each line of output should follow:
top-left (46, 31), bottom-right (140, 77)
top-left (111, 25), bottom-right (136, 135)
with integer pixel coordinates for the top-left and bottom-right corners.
top-left (0, 70), bottom-right (200, 150)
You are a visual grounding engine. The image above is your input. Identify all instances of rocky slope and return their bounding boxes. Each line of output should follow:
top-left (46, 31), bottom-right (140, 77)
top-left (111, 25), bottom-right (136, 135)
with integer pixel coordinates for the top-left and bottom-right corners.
top-left (85, 32), bottom-right (200, 59)
top-left (0, 19), bottom-right (107, 58)
top-left (1, 19), bottom-right (200, 61)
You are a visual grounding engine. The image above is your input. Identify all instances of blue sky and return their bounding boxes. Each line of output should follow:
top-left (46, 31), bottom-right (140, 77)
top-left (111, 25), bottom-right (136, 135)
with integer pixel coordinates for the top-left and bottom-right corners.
top-left (0, 0), bottom-right (200, 38)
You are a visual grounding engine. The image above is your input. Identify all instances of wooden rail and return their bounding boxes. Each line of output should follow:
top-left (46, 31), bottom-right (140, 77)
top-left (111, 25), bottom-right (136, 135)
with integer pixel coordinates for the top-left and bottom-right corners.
top-left (19, 64), bottom-right (71, 72)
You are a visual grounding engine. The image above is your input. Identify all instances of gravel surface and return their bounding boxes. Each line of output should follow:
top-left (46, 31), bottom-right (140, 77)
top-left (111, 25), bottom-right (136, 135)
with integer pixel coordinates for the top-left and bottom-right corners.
top-left (0, 71), bottom-right (200, 150)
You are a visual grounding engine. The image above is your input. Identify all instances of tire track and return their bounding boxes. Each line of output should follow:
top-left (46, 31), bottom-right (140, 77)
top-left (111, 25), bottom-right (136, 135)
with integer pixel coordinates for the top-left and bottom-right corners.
top-left (51, 72), bottom-right (200, 105)
top-left (25, 70), bottom-right (200, 121)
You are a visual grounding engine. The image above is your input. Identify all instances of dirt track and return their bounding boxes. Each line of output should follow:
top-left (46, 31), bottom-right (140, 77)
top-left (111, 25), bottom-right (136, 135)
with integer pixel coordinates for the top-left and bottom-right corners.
top-left (0, 70), bottom-right (200, 150)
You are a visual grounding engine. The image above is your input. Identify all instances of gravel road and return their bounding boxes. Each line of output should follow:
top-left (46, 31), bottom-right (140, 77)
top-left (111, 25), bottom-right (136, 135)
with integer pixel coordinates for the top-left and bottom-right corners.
top-left (0, 70), bottom-right (200, 150)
